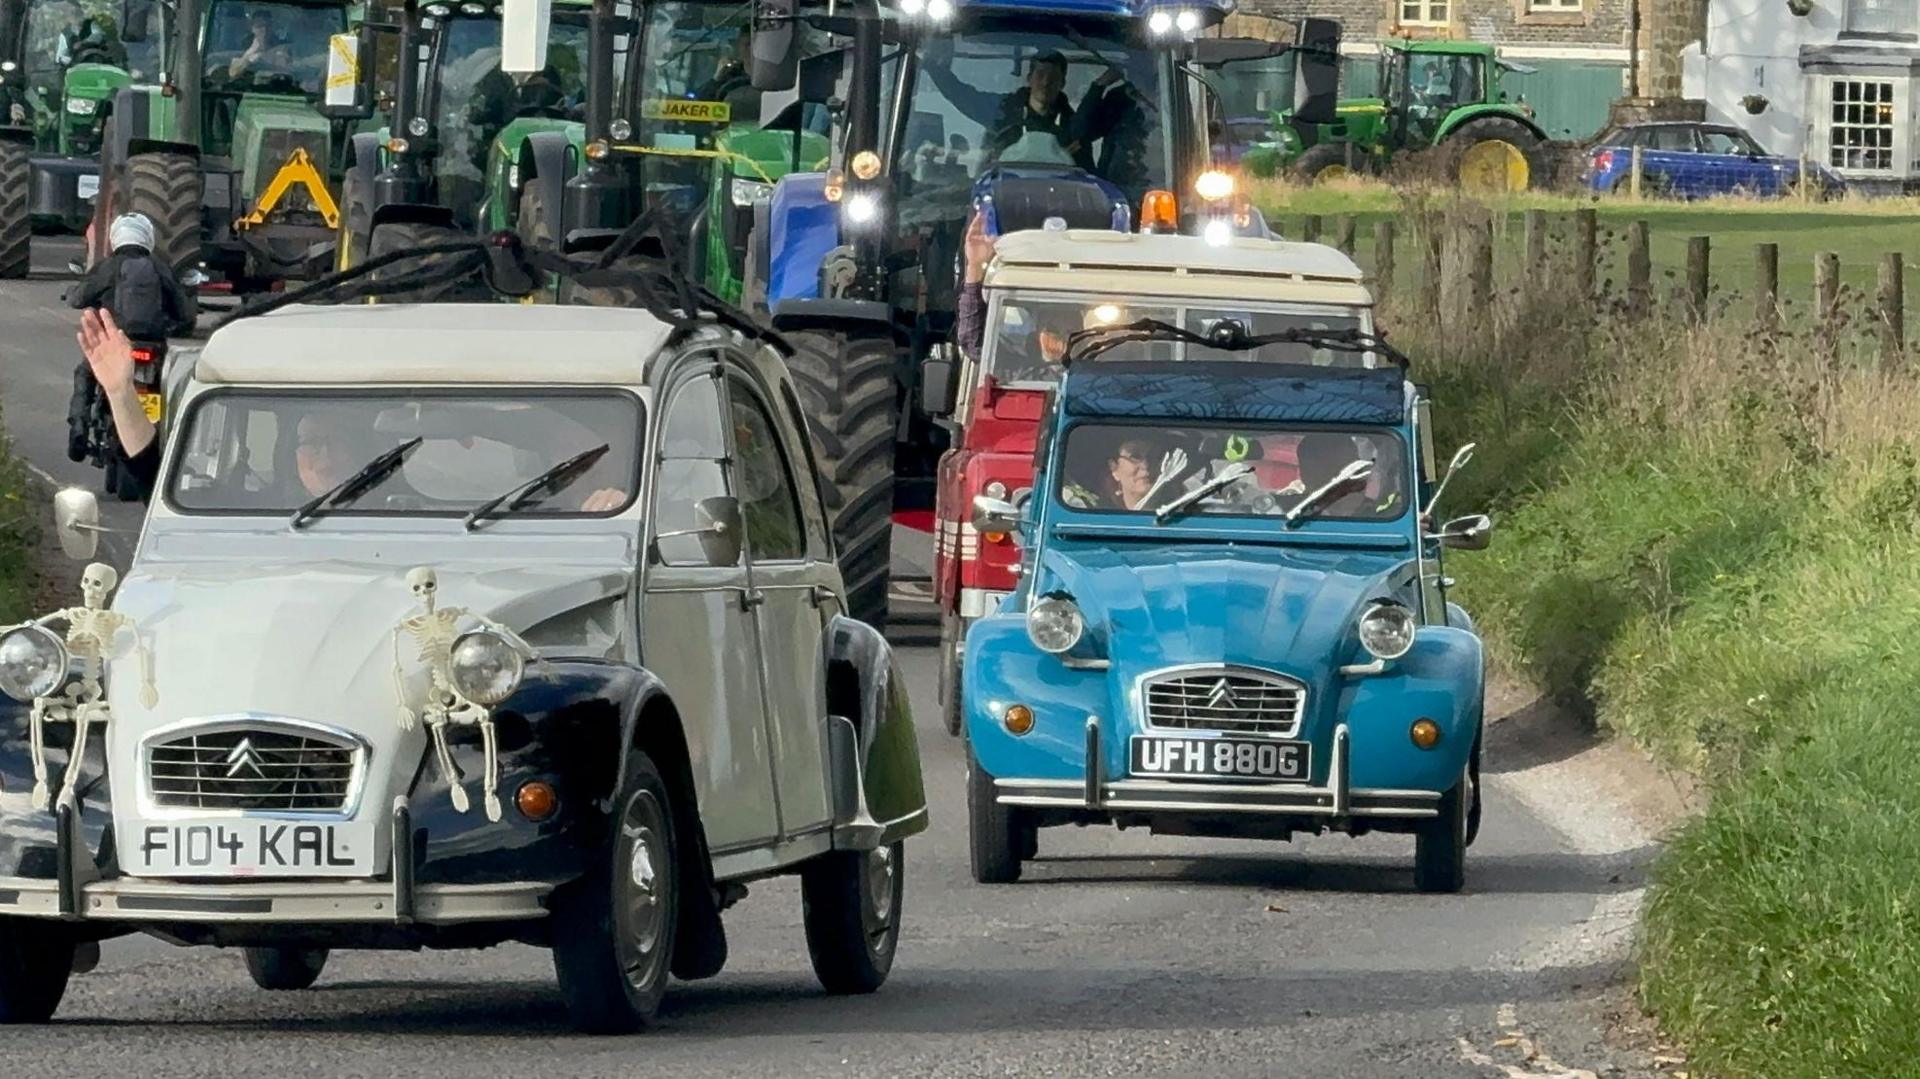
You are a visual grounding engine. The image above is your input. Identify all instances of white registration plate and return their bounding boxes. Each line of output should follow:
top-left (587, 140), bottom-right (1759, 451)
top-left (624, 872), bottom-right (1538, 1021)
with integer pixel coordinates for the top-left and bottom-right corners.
top-left (128, 818), bottom-right (376, 878)
top-left (1130, 736), bottom-right (1310, 782)
top-left (76, 174), bottom-right (100, 200)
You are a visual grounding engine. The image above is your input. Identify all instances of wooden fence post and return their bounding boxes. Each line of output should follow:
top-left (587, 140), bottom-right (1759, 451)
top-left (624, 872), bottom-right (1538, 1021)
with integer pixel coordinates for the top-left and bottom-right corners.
top-left (1420, 219), bottom-right (1442, 321)
top-left (1335, 214), bottom-right (1356, 255)
top-left (1524, 209), bottom-right (1547, 274)
top-left (1755, 242), bottom-right (1779, 330)
top-left (1880, 252), bottom-right (1905, 369)
top-left (1374, 220), bottom-right (1396, 299)
top-left (1630, 145), bottom-right (1644, 198)
top-left (1441, 212), bottom-right (1493, 332)
top-left (1815, 252), bottom-right (1840, 321)
top-left (1686, 236), bottom-right (1710, 319)
top-left (1302, 214), bottom-right (1322, 244)
top-left (1627, 220), bottom-right (1651, 315)
top-left (1575, 209), bottom-right (1597, 299)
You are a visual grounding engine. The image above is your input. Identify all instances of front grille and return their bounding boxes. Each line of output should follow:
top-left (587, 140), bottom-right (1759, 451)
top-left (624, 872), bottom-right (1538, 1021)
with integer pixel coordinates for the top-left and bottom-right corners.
top-left (147, 727), bottom-right (360, 812)
top-left (1142, 669), bottom-right (1306, 737)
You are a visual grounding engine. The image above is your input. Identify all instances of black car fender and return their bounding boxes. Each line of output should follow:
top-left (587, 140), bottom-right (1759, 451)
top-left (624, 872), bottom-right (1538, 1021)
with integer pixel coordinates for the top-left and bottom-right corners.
top-left (823, 615), bottom-right (929, 847)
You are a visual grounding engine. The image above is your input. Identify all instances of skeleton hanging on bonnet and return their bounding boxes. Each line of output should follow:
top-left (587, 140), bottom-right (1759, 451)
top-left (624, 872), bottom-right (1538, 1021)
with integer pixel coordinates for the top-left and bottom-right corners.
top-left (390, 567), bottom-right (536, 822)
top-left (21, 562), bottom-right (157, 811)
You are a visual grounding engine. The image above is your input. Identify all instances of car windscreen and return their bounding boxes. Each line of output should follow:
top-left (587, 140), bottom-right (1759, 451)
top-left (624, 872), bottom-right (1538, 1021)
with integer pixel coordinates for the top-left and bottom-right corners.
top-left (1057, 422), bottom-right (1408, 521)
top-left (167, 390), bottom-right (643, 517)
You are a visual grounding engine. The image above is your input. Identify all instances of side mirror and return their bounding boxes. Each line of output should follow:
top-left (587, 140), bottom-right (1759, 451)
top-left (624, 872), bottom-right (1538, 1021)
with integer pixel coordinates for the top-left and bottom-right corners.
top-left (970, 494), bottom-right (1020, 535)
top-left (320, 26), bottom-right (379, 119)
top-left (1290, 17), bottom-right (1342, 126)
top-left (1437, 513), bottom-right (1493, 551)
top-left (920, 343), bottom-right (961, 417)
top-left (53, 487), bottom-right (100, 561)
top-left (501, 0), bottom-right (554, 75)
top-left (749, 0), bottom-right (798, 92)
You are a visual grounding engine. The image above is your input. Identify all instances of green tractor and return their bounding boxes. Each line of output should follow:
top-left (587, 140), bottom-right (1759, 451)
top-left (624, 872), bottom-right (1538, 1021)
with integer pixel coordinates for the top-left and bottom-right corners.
top-left (1, 0), bottom-right (157, 271)
top-left (1250, 39), bottom-right (1549, 193)
top-left (327, 0), bottom-right (590, 296)
top-left (85, 0), bottom-right (360, 291)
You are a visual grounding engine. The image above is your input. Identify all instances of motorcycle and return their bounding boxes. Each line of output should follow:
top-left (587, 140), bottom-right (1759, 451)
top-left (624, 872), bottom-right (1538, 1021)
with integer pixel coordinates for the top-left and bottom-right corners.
top-left (65, 338), bottom-right (167, 502)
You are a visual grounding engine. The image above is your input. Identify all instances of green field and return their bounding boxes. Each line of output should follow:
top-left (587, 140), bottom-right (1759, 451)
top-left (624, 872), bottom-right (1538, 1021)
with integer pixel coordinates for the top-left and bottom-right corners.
top-left (1250, 181), bottom-right (1920, 312)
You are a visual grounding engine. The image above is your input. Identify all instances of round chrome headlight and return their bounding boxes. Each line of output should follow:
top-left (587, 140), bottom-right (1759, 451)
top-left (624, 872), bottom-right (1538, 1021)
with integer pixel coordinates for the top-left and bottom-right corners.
top-left (407, 116), bottom-right (431, 137)
top-left (448, 631), bottom-right (525, 706)
top-left (0, 624), bottom-right (70, 702)
top-left (1027, 595), bottom-right (1085, 655)
top-left (1357, 602), bottom-right (1416, 661)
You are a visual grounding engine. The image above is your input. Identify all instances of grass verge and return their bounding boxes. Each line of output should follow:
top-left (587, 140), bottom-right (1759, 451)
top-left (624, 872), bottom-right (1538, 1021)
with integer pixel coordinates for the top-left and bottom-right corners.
top-left (0, 403), bottom-right (39, 623)
top-left (1382, 197), bottom-right (1920, 1077)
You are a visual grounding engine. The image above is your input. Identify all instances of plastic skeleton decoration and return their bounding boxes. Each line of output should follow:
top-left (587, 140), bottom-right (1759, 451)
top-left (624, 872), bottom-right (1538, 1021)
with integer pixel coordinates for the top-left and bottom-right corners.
top-left (390, 567), bottom-right (533, 822)
top-left (26, 562), bottom-right (157, 811)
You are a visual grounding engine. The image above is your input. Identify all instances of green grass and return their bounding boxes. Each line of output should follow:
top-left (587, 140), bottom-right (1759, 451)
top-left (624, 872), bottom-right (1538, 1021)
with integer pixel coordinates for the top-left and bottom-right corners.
top-left (1252, 180), bottom-right (1920, 308)
top-left (1373, 232), bottom-right (1920, 1075)
top-left (0, 404), bottom-right (38, 623)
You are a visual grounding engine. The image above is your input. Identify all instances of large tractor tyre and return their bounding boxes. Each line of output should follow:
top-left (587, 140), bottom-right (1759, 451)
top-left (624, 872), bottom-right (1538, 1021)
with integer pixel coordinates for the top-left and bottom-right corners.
top-left (1291, 142), bottom-right (1360, 186)
top-left (0, 140), bottom-right (29, 279)
top-left (123, 152), bottom-right (204, 279)
top-left (550, 752), bottom-right (681, 1034)
top-left (0, 918), bottom-right (74, 1023)
top-left (783, 328), bottom-right (897, 631)
top-left (1445, 117), bottom-right (1548, 195)
top-left (367, 221), bottom-right (490, 304)
top-left (242, 946), bottom-right (329, 990)
top-left (1414, 765), bottom-right (1471, 894)
top-left (334, 168), bottom-right (372, 273)
top-left (515, 183), bottom-right (558, 302)
top-left (800, 840), bottom-right (904, 995)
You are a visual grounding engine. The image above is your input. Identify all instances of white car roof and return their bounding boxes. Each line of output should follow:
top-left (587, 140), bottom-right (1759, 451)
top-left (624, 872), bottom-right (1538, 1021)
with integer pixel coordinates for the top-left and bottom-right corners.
top-left (193, 303), bottom-right (679, 385)
top-left (984, 229), bottom-right (1373, 307)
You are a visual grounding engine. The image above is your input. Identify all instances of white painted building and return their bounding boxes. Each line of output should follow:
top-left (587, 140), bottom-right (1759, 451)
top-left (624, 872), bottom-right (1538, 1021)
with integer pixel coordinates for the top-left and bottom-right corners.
top-left (1682, 0), bottom-right (1920, 191)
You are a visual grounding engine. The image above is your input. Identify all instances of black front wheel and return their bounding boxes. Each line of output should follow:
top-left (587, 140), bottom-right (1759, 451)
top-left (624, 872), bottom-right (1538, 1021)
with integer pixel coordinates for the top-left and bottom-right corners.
top-left (968, 749), bottom-right (1032, 884)
top-left (801, 841), bottom-right (904, 995)
top-left (243, 946), bottom-right (329, 990)
top-left (1414, 766), bottom-right (1471, 894)
top-left (0, 918), bottom-right (74, 1023)
top-left (551, 752), bottom-right (680, 1034)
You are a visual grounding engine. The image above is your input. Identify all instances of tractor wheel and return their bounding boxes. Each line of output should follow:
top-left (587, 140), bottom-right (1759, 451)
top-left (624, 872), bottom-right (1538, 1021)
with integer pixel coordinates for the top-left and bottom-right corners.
top-left (123, 152), bottom-right (204, 278)
top-left (1291, 142), bottom-right (1359, 186)
top-left (367, 221), bottom-right (489, 304)
top-left (0, 139), bottom-right (29, 279)
top-left (783, 328), bottom-right (897, 631)
top-left (335, 167), bottom-right (372, 273)
top-left (1445, 117), bottom-right (1547, 195)
top-left (515, 182), bottom-right (557, 302)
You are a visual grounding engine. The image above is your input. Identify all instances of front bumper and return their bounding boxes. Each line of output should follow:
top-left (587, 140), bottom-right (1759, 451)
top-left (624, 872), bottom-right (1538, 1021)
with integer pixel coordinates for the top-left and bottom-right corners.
top-left (991, 723), bottom-right (1442, 820)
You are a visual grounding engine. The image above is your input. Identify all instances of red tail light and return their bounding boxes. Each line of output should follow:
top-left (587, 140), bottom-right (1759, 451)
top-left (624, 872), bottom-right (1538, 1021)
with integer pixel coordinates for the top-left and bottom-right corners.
top-left (130, 348), bottom-right (157, 364)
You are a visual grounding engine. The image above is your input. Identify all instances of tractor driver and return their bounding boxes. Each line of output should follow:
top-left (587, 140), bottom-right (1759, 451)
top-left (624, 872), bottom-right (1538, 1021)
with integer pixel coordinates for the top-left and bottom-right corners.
top-left (922, 46), bottom-right (1092, 169)
top-left (225, 7), bottom-right (294, 81)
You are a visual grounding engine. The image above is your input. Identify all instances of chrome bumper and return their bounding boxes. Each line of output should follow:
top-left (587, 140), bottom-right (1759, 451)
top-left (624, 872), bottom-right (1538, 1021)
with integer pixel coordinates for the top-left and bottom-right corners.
top-left (0, 795), bottom-right (552, 924)
top-left (993, 722), bottom-right (1442, 819)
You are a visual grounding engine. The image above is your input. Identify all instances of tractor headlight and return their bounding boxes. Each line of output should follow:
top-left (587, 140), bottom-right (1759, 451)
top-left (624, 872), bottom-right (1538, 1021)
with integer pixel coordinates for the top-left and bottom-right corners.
top-left (609, 118), bottom-right (633, 140)
top-left (843, 190), bottom-right (881, 225)
top-left (0, 624), bottom-right (69, 702)
top-left (407, 116), bottom-right (430, 137)
top-left (65, 96), bottom-right (98, 116)
top-left (448, 631), bottom-right (524, 706)
top-left (1357, 602), bottom-right (1416, 661)
top-left (730, 178), bottom-right (773, 208)
top-left (1027, 595), bottom-right (1085, 655)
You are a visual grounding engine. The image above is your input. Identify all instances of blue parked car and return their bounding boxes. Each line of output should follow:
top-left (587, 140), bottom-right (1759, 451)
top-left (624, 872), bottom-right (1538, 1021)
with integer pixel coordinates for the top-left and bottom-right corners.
top-left (1582, 121), bottom-right (1844, 199)
top-left (962, 337), bottom-right (1493, 893)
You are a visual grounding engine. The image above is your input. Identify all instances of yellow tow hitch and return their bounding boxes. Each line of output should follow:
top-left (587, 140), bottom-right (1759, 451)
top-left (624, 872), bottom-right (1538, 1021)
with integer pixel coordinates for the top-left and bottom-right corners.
top-left (234, 148), bottom-right (340, 231)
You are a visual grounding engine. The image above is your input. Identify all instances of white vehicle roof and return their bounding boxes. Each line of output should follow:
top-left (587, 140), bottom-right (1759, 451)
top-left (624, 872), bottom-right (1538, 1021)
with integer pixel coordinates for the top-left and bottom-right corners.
top-left (984, 229), bottom-right (1374, 308)
top-left (193, 303), bottom-right (679, 385)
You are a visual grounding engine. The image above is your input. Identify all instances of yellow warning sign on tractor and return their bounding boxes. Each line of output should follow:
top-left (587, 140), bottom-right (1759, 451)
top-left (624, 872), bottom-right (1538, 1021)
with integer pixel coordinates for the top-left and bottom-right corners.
top-left (640, 98), bottom-right (731, 124)
top-left (235, 148), bottom-right (340, 231)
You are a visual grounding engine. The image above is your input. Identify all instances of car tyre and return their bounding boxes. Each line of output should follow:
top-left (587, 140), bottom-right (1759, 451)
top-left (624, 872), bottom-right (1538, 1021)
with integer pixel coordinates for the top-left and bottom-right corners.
top-left (1414, 766), bottom-right (1470, 894)
top-left (242, 946), bottom-right (329, 990)
top-left (0, 918), bottom-right (74, 1023)
top-left (551, 752), bottom-right (679, 1034)
top-left (800, 841), bottom-right (904, 995)
top-left (938, 613), bottom-right (964, 737)
top-left (968, 749), bottom-right (1030, 884)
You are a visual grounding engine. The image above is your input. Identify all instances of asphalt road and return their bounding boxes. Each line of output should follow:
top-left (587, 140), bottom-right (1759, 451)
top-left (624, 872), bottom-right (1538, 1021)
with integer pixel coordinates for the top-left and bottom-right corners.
top-left (0, 240), bottom-right (1656, 1078)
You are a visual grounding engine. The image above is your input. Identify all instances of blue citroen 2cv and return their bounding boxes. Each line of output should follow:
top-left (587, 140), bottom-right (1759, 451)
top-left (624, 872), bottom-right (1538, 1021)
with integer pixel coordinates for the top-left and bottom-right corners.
top-left (962, 338), bottom-right (1491, 892)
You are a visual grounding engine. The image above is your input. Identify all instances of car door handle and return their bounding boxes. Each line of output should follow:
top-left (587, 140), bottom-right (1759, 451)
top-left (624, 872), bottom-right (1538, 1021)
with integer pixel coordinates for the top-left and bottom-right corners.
top-left (739, 588), bottom-right (765, 611)
top-left (807, 585), bottom-right (836, 609)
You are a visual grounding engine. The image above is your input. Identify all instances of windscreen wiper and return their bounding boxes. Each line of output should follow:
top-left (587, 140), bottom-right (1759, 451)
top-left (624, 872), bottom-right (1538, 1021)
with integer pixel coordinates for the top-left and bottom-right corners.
top-left (290, 437), bottom-right (423, 530)
top-left (1064, 318), bottom-right (1411, 368)
top-left (464, 444), bottom-right (612, 531)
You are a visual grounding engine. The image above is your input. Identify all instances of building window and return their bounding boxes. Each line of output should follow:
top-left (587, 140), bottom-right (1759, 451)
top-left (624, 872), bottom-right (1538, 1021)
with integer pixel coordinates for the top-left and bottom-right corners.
top-left (1846, 0), bottom-right (1911, 36)
top-left (1828, 79), bottom-right (1897, 171)
top-left (1527, 0), bottom-right (1583, 10)
top-left (1399, 0), bottom-right (1449, 26)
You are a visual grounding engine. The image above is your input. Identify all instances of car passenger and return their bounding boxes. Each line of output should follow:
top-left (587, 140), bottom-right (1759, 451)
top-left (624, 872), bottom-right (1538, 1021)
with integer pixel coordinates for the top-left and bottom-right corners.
top-left (1294, 431), bottom-right (1377, 518)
